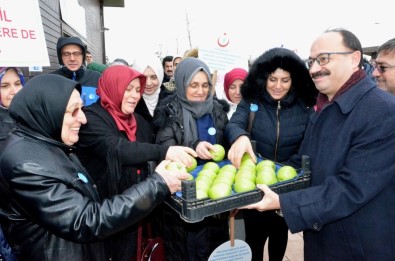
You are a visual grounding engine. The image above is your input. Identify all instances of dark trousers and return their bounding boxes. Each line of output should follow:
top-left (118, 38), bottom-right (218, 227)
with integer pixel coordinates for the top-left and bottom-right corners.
top-left (244, 209), bottom-right (288, 261)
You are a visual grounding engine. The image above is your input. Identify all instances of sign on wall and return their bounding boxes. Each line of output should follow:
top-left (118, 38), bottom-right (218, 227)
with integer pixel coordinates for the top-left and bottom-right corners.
top-left (0, 0), bottom-right (50, 67)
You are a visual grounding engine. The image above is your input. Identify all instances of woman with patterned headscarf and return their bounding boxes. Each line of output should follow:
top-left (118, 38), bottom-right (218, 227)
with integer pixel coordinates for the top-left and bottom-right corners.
top-left (0, 66), bottom-right (24, 261)
top-left (0, 67), bottom-right (25, 144)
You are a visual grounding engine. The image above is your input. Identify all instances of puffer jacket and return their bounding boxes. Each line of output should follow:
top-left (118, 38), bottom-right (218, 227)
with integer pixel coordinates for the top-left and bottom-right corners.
top-left (0, 127), bottom-right (170, 261)
top-left (226, 90), bottom-right (313, 163)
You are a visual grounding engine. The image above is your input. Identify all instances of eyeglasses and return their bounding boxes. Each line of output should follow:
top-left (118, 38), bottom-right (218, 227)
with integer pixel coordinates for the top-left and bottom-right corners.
top-left (373, 64), bottom-right (395, 74)
top-left (65, 106), bottom-right (84, 117)
top-left (305, 51), bottom-right (354, 69)
top-left (62, 52), bottom-right (83, 58)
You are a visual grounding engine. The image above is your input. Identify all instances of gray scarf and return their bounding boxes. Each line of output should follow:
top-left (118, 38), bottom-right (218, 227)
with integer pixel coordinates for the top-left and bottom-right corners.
top-left (175, 58), bottom-right (214, 145)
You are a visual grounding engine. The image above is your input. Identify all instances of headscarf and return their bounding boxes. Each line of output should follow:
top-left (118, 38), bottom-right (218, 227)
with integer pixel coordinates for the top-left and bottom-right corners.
top-left (0, 67), bottom-right (25, 107)
top-left (97, 65), bottom-right (146, 141)
top-left (9, 74), bottom-right (81, 142)
top-left (132, 54), bottom-right (164, 116)
top-left (223, 68), bottom-right (248, 101)
top-left (174, 57), bottom-right (214, 145)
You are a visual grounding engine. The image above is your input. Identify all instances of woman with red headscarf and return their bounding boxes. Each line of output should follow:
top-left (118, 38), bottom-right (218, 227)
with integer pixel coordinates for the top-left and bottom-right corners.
top-left (76, 65), bottom-right (197, 261)
top-left (223, 68), bottom-right (248, 119)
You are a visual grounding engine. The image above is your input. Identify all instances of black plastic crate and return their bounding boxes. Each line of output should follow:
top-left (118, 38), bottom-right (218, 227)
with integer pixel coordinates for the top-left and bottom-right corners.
top-left (165, 155), bottom-right (311, 223)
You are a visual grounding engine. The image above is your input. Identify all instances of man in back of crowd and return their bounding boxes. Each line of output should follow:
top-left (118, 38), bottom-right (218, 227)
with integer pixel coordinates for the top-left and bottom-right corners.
top-left (86, 50), bottom-right (93, 65)
top-left (372, 38), bottom-right (395, 95)
top-left (162, 55), bottom-right (173, 83)
top-left (51, 36), bottom-right (101, 106)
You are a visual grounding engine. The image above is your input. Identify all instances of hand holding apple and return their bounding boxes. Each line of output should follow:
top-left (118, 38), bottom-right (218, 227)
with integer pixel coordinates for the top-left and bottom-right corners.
top-left (228, 136), bottom-right (256, 168)
top-left (209, 144), bottom-right (226, 162)
top-left (156, 160), bottom-right (190, 194)
top-left (165, 146), bottom-right (198, 168)
top-left (186, 155), bottom-right (198, 173)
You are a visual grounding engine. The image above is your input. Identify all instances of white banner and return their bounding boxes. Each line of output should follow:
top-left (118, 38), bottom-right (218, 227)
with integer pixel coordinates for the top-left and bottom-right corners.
top-left (0, 0), bottom-right (50, 66)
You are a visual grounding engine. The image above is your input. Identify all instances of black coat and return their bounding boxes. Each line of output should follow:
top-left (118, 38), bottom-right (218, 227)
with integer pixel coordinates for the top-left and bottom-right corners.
top-left (153, 95), bottom-right (229, 261)
top-left (134, 84), bottom-right (174, 127)
top-left (154, 95), bottom-right (229, 149)
top-left (0, 74), bottom-right (172, 261)
top-left (76, 102), bottom-right (171, 260)
top-left (76, 101), bottom-right (170, 198)
top-left (0, 126), bottom-right (170, 261)
top-left (0, 107), bottom-right (15, 146)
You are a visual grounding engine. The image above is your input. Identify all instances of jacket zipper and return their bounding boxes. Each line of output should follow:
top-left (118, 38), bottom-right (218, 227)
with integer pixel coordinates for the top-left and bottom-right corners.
top-left (274, 101), bottom-right (281, 162)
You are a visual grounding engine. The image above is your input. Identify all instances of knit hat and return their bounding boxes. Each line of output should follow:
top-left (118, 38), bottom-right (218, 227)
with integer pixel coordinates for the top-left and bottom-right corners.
top-left (223, 68), bottom-right (248, 101)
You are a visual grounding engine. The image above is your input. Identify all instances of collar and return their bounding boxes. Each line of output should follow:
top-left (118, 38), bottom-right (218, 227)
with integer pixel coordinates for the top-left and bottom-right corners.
top-left (333, 75), bottom-right (376, 114)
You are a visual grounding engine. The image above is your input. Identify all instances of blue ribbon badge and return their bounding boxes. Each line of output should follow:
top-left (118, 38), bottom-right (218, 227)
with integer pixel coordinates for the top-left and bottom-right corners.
top-left (78, 173), bottom-right (89, 183)
top-left (208, 127), bottom-right (216, 136)
top-left (250, 103), bottom-right (258, 112)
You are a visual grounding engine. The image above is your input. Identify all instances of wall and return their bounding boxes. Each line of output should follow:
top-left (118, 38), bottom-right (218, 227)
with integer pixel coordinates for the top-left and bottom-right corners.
top-left (21, 0), bottom-right (104, 79)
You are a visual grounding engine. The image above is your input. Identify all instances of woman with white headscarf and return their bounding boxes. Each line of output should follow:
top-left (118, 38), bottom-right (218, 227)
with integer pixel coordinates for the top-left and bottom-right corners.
top-left (133, 54), bottom-right (173, 126)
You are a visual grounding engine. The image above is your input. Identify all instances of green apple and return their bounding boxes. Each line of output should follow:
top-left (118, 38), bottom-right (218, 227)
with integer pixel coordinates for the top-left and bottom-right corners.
top-left (186, 155), bottom-right (198, 173)
top-left (241, 153), bottom-right (252, 162)
top-left (238, 164), bottom-right (256, 174)
top-left (233, 177), bottom-right (256, 193)
top-left (209, 144), bottom-right (226, 162)
top-left (256, 159), bottom-right (276, 172)
top-left (202, 161), bottom-right (220, 173)
top-left (208, 182), bottom-right (232, 199)
top-left (196, 178), bottom-right (212, 192)
top-left (197, 169), bottom-right (217, 180)
top-left (256, 168), bottom-right (278, 185)
top-left (166, 161), bottom-right (187, 173)
top-left (240, 160), bottom-right (256, 174)
top-left (218, 164), bottom-right (237, 175)
top-left (213, 171), bottom-right (235, 185)
top-left (277, 165), bottom-right (297, 182)
top-left (216, 170), bottom-right (236, 182)
top-left (196, 189), bottom-right (208, 199)
top-left (186, 173), bottom-right (194, 180)
top-left (212, 175), bottom-right (234, 186)
top-left (235, 169), bottom-right (256, 183)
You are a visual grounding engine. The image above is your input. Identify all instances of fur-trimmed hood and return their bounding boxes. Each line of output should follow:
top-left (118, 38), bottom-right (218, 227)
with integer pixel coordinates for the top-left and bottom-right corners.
top-left (242, 47), bottom-right (317, 106)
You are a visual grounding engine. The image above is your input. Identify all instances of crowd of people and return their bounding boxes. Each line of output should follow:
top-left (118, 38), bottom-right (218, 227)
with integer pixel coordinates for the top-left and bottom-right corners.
top-left (0, 28), bottom-right (395, 261)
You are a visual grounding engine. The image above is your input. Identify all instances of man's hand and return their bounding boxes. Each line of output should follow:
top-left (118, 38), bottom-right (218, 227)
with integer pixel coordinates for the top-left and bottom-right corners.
top-left (240, 184), bottom-right (281, 211)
